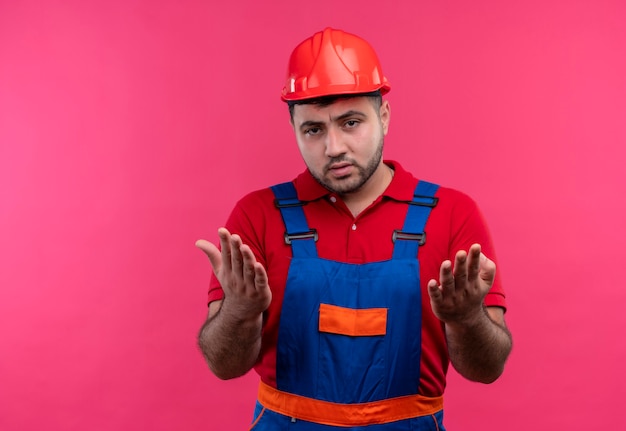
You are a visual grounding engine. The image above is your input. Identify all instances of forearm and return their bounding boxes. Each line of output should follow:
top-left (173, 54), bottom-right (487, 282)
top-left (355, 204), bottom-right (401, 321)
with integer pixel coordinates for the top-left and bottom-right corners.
top-left (445, 307), bottom-right (512, 383)
top-left (197, 303), bottom-right (263, 380)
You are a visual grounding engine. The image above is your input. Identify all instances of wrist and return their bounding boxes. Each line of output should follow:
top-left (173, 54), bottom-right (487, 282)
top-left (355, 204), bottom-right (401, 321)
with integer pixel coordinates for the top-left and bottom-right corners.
top-left (444, 306), bottom-right (488, 331)
top-left (219, 298), bottom-right (264, 326)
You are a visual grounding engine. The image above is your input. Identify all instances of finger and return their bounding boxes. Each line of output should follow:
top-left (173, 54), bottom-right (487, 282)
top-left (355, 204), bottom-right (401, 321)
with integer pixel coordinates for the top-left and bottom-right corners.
top-left (217, 228), bottom-right (233, 274)
top-left (253, 261), bottom-right (272, 311)
top-left (467, 244), bottom-right (482, 282)
top-left (253, 261), bottom-right (270, 291)
top-left (427, 279), bottom-right (442, 300)
top-left (230, 234), bottom-right (244, 279)
top-left (479, 252), bottom-right (497, 285)
top-left (452, 250), bottom-right (468, 288)
top-left (439, 260), bottom-right (455, 293)
top-left (195, 239), bottom-right (222, 275)
top-left (240, 244), bottom-right (259, 287)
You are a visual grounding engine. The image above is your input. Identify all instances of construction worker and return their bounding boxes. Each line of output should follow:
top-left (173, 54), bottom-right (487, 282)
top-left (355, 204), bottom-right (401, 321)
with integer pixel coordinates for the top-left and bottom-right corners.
top-left (196, 27), bottom-right (512, 430)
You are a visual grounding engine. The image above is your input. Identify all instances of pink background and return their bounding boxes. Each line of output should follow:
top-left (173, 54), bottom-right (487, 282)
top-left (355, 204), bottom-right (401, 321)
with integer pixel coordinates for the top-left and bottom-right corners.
top-left (1, 1), bottom-right (625, 430)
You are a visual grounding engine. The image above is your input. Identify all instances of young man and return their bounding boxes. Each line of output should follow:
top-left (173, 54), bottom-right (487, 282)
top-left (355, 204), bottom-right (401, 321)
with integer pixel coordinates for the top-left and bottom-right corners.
top-left (196, 28), bottom-right (512, 430)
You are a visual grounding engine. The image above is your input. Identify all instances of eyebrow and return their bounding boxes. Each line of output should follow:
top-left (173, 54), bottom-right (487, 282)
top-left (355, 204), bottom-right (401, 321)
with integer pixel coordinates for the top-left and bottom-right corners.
top-left (298, 110), bottom-right (367, 130)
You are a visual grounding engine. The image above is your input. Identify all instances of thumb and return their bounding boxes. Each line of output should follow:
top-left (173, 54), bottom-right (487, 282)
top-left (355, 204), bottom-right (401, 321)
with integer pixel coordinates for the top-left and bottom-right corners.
top-left (479, 253), bottom-right (496, 285)
top-left (195, 239), bottom-right (222, 275)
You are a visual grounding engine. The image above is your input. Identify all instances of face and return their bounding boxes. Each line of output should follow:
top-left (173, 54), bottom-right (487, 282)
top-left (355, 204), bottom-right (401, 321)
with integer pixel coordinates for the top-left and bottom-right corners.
top-left (291, 97), bottom-right (391, 196)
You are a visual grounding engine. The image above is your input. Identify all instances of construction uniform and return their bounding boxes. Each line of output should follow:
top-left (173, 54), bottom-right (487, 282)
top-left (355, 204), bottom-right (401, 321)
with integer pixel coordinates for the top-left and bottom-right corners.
top-left (207, 161), bottom-right (506, 429)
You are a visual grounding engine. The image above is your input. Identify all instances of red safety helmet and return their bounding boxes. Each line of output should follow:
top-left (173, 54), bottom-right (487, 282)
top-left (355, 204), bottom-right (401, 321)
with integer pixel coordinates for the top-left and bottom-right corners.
top-left (281, 28), bottom-right (391, 102)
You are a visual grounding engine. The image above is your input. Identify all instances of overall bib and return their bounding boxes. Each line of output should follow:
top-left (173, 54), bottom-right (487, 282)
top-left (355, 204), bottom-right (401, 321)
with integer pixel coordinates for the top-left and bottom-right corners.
top-left (250, 181), bottom-right (444, 431)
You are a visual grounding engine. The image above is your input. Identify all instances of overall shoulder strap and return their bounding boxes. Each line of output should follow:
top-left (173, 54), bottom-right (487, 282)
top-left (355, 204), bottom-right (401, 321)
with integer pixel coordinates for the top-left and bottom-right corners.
top-left (392, 180), bottom-right (440, 259)
top-left (270, 182), bottom-right (318, 258)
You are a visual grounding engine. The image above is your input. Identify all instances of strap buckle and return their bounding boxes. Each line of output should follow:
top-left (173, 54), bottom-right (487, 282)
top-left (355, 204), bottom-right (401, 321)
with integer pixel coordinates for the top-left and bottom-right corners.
top-left (284, 229), bottom-right (318, 245)
top-left (274, 198), bottom-right (307, 208)
top-left (392, 230), bottom-right (426, 245)
top-left (408, 195), bottom-right (439, 207)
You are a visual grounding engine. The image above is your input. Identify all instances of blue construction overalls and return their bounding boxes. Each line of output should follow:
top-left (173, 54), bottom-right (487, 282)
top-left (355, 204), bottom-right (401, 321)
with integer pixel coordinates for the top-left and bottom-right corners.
top-left (250, 181), bottom-right (445, 430)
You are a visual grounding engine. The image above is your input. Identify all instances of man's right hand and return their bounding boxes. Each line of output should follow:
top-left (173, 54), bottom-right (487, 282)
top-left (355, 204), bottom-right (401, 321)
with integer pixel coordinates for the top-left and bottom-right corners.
top-left (196, 227), bottom-right (271, 320)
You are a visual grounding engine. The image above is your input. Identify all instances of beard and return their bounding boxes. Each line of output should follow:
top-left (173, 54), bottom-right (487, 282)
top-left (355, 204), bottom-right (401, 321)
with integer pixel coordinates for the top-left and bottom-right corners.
top-left (310, 137), bottom-right (384, 195)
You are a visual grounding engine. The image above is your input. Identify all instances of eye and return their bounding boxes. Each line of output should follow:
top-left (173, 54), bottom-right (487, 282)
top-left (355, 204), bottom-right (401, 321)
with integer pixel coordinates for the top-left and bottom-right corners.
top-left (344, 119), bottom-right (360, 128)
top-left (304, 126), bottom-right (322, 136)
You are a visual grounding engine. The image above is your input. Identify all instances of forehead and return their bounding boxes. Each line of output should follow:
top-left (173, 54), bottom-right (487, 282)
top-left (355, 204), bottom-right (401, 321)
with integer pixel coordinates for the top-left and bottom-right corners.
top-left (292, 96), bottom-right (375, 124)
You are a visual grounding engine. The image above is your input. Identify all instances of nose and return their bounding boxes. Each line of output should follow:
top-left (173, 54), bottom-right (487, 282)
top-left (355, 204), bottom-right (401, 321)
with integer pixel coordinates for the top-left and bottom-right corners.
top-left (324, 126), bottom-right (347, 158)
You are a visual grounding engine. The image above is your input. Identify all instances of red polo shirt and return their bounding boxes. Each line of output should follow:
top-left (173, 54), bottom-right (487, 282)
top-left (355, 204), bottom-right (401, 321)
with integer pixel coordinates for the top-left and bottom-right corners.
top-left (207, 160), bottom-right (506, 397)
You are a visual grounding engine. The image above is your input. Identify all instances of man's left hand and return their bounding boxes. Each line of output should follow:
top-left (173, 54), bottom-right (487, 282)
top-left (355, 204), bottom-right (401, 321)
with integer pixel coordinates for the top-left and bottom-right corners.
top-left (427, 244), bottom-right (496, 325)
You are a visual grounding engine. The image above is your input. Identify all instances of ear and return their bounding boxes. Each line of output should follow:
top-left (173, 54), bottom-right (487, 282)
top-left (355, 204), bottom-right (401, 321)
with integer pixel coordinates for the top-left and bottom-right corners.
top-left (380, 100), bottom-right (391, 135)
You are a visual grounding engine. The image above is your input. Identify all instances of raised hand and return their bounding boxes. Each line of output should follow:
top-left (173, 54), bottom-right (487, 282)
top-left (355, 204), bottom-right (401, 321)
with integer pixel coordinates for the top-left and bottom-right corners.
top-left (427, 244), bottom-right (496, 325)
top-left (196, 227), bottom-right (271, 319)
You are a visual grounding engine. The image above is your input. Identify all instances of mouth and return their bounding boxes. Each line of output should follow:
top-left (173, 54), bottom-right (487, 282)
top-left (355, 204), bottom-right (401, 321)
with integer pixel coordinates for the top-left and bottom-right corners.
top-left (327, 162), bottom-right (353, 178)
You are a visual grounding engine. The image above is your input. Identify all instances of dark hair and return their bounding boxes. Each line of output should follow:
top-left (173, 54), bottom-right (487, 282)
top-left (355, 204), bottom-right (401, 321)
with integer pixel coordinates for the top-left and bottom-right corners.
top-left (287, 91), bottom-right (383, 121)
